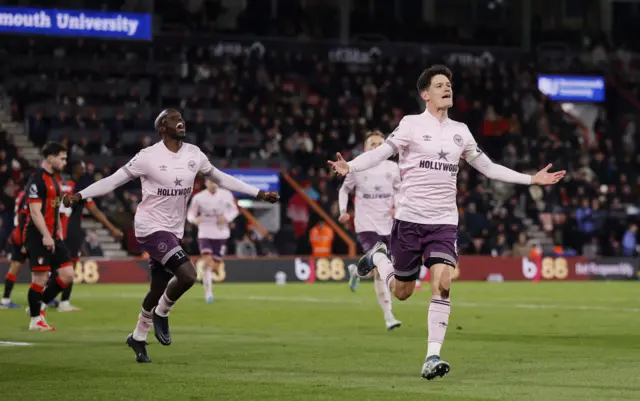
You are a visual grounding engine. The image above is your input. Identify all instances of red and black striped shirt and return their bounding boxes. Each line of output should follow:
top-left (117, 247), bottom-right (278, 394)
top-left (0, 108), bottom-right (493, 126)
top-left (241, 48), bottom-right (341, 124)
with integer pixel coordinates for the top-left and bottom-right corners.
top-left (10, 191), bottom-right (28, 246)
top-left (26, 169), bottom-right (62, 238)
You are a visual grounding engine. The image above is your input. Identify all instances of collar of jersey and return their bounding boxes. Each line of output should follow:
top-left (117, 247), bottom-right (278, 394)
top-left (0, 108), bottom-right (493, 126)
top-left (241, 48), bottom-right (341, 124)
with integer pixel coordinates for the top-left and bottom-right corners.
top-left (422, 109), bottom-right (450, 126)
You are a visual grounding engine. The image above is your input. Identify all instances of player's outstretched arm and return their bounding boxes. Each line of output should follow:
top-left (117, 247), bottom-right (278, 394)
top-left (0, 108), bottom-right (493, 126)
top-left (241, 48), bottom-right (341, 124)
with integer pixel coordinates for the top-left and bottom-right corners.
top-left (468, 153), bottom-right (566, 185)
top-left (64, 169), bottom-right (132, 207)
top-left (86, 202), bottom-right (124, 240)
top-left (204, 168), bottom-right (280, 203)
top-left (328, 144), bottom-right (394, 176)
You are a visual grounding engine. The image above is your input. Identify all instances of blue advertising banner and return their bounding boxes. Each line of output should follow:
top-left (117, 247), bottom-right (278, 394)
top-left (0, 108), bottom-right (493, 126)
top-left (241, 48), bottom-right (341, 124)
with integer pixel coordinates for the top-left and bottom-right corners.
top-left (0, 7), bottom-right (152, 40)
top-left (222, 169), bottom-right (280, 196)
top-left (537, 75), bottom-right (605, 102)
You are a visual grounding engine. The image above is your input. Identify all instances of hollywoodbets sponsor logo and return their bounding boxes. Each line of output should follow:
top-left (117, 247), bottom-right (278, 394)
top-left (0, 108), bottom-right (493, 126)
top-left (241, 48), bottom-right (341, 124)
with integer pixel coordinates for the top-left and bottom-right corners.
top-left (362, 193), bottom-right (393, 200)
top-left (157, 187), bottom-right (192, 196)
top-left (419, 160), bottom-right (459, 173)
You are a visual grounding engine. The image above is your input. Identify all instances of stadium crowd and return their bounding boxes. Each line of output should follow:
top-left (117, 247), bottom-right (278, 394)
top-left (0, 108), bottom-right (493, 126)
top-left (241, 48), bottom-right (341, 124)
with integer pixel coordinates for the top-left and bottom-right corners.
top-left (0, 15), bottom-right (639, 259)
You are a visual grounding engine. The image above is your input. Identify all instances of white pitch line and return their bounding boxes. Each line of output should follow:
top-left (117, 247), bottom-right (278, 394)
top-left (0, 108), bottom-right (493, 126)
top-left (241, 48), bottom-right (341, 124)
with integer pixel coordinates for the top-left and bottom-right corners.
top-left (66, 292), bottom-right (640, 313)
top-left (0, 341), bottom-right (34, 347)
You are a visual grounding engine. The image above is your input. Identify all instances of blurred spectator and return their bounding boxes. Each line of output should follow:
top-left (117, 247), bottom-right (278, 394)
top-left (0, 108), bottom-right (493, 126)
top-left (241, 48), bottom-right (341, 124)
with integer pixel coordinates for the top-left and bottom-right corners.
top-left (86, 232), bottom-right (104, 257)
top-left (310, 221), bottom-right (334, 257)
top-left (622, 223), bottom-right (637, 257)
top-left (236, 233), bottom-right (258, 257)
top-left (511, 233), bottom-right (532, 257)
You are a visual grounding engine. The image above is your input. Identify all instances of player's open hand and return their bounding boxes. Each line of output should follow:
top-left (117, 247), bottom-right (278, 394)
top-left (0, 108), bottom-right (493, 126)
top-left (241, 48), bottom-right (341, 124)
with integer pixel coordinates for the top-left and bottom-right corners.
top-left (63, 193), bottom-right (82, 207)
top-left (111, 228), bottom-right (124, 241)
top-left (532, 164), bottom-right (566, 185)
top-left (338, 212), bottom-right (351, 224)
top-left (43, 235), bottom-right (55, 252)
top-left (217, 215), bottom-right (227, 225)
top-left (257, 190), bottom-right (280, 203)
top-left (327, 152), bottom-right (350, 177)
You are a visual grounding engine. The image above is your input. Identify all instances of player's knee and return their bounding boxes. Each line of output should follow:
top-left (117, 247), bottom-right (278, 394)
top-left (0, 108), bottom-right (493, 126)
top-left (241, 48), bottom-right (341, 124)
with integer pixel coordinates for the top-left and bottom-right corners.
top-left (393, 285), bottom-right (414, 301)
top-left (58, 270), bottom-right (74, 284)
top-left (178, 262), bottom-right (198, 285)
top-left (31, 272), bottom-right (48, 286)
top-left (9, 260), bottom-right (22, 271)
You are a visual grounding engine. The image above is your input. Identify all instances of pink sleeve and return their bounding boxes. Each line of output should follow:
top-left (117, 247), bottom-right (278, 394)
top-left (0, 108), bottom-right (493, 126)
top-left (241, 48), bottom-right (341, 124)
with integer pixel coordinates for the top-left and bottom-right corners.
top-left (186, 196), bottom-right (199, 224)
top-left (347, 143), bottom-right (394, 173)
top-left (468, 153), bottom-right (532, 185)
top-left (122, 150), bottom-right (149, 179)
top-left (78, 168), bottom-right (131, 200)
top-left (386, 117), bottom-right (413, 154)
top-left (205, 167), bottom-right (261, 197)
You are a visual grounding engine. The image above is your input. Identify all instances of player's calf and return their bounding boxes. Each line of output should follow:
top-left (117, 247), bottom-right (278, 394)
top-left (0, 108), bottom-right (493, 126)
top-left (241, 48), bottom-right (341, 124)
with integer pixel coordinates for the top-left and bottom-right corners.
top-left (153, 261), bottom-right (197, 345)
top-left (42, 264), bottom-right (73, 306)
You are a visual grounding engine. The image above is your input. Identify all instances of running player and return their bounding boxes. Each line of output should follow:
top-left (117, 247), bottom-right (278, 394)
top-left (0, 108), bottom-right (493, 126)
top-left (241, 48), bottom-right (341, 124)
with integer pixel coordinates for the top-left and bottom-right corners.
top-left (328, 65), bottom-right (566, 379)
top-left (338, 130), bottom-right (402, 331)
top-left (48, 160), bottom-right (124, 312)
top-left (25, 142), bottom-right (76, 331)
top-left (64, 109), bottom-right (279, 363)
top-left (0, 190), bottom-right (29, 309)
top-left (187, 177), bottom-right (238, 304)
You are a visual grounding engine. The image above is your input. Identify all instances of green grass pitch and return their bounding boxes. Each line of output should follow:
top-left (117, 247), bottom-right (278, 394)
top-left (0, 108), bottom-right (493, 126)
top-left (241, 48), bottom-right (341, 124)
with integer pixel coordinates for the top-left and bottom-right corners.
top-left (1, 282), bottom-right (640, 401)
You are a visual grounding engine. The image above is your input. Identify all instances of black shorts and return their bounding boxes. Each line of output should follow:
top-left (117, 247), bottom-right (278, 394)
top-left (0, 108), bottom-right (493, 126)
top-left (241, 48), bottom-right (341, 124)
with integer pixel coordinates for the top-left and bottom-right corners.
top-left (9, 243), bottom-right (28, 263)
top-left (64, 235), bottom-right (83, 263)
top-left (26, 231), bottom-right (72, 273)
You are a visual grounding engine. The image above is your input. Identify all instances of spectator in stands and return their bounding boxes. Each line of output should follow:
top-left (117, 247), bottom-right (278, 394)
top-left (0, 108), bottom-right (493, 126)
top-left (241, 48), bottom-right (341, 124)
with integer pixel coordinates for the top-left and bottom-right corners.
top-left (512, 232), bottom-right (532, 257)
top-left (236, 233), bottom-right (258, 258)
top-left (490, 233), bottom-right (510, 257)
top-left (309, 221), bottom-right (334, 257)
top-left (86, 232), bottom-right (104, 257)
top-left (576, 199), bottom-right (595, 242)
top-left (622, 223), bottom-right (637, 257)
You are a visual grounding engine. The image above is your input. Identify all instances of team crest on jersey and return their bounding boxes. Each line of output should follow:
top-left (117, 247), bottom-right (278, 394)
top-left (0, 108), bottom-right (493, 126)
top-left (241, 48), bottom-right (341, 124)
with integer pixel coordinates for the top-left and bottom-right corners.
top-left (158, 242), bottom-right (168, 253)
top-left (188, 160), bottom-right (197, 172)
top-left (37, 257), bottom-right (44, 265)
top-left (453, 134), bottom-right (463, 147)
top-left (385, 172), bottom-right (392, 180)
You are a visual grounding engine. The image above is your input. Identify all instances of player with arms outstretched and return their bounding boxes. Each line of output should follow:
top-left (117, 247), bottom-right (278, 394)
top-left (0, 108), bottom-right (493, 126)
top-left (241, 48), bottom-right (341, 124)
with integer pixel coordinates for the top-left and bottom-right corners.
top-left (49, 160), bottom-right (124, 312)
top-left (187, 178), bottom-right (239, 303)
top-left (64, 109), bottom-right (279, 363)
top-left (25, 142), bottom-right (76, 331)
top-left (1, 190), bottom-right (29, 309)
top-left (338, 130), bottom-right (402, 331)
top-left (328, 65), bottom-right (566, 380)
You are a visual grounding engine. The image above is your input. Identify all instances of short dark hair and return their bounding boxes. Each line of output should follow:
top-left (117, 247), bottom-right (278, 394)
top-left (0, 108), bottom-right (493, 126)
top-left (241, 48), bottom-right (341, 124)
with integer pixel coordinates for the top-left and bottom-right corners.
top-left (42, 142), bottom-right (67, 158)
top-left (416, 65), bottom-right (453, 92)
top-left (365, 130), bottom-right (385, 141)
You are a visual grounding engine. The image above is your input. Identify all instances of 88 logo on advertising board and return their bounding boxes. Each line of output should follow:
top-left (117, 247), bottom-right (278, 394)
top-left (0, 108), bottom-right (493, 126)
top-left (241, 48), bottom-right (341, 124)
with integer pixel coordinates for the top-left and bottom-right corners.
top-left (522, 257), bottom-right (569, 280)
top-left (294, 257), bottom-right (346, 283)
top-left (73, 260), bottom-right (100, 284)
